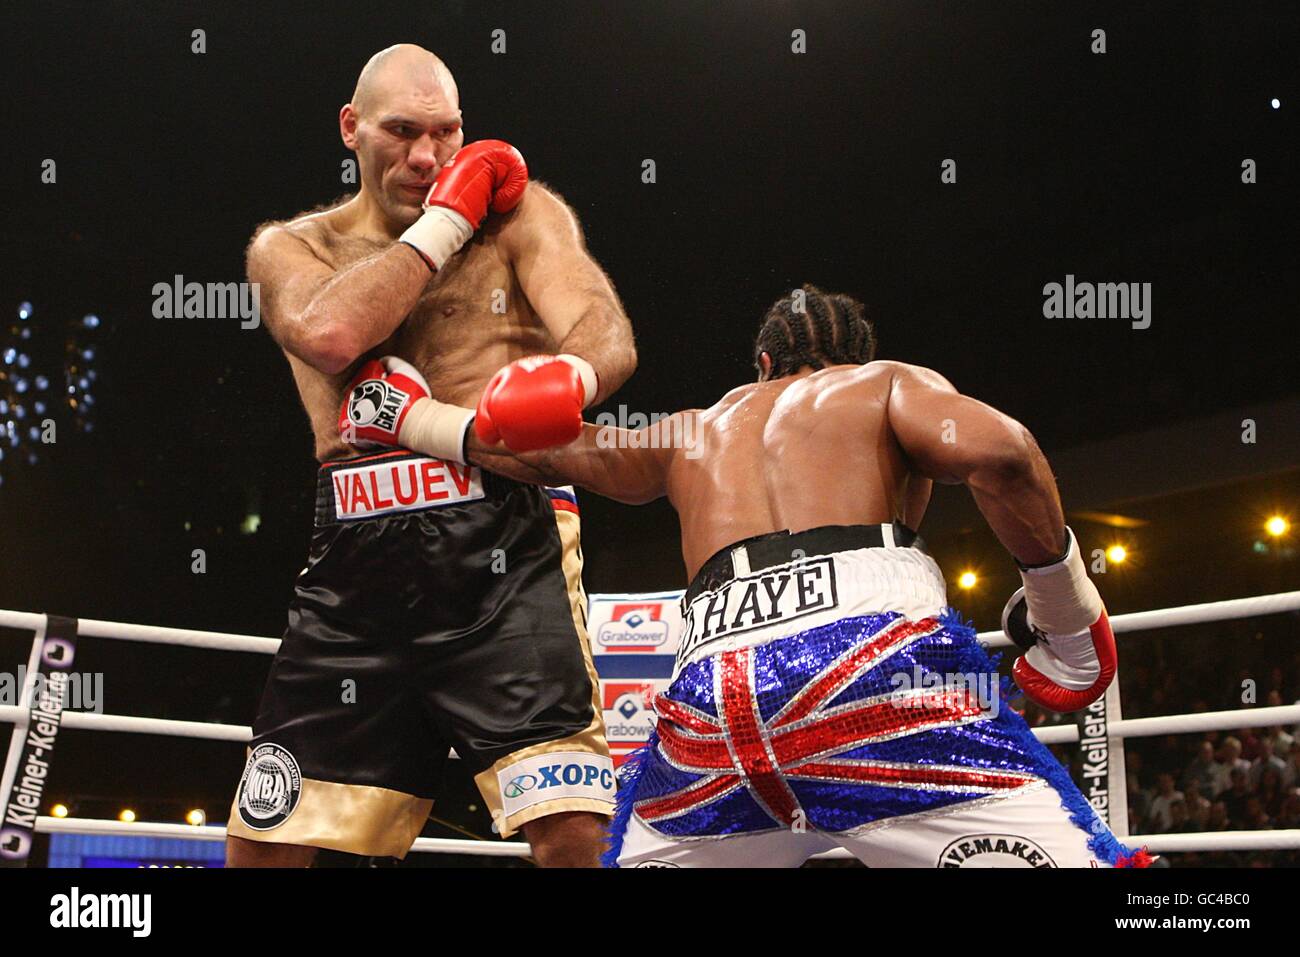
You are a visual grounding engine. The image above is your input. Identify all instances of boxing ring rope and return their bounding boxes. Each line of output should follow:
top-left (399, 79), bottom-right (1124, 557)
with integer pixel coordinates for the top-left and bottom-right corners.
top-left (3, 589), bottom-right (1298, 862)
top-left (2, 700), bottom-right (1296, 751)
top-left (28, 815), bottom-right (1300, 855)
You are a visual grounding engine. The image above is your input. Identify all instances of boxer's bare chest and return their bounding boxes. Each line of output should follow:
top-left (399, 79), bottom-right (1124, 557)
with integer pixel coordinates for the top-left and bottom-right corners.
top-left (292, 222), bottom-right (555, 460)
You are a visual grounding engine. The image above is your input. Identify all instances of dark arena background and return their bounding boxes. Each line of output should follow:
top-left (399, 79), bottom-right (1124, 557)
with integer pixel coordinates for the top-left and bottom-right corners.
top-left (0, 0), bottom-right (1296, 910)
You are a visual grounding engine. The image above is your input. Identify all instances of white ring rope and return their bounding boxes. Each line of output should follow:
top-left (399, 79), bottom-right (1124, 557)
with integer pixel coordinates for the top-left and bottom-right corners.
top-left (5, 700), bottom-right (1297, 750)
top-left (33, 816), bottom-right (1300, 856)
top-left (5, 590), bottom-right (1296, 656)
top-left (4, 589), bottom-right (1298, 859)
top-left (1030, 703), bottom-right (1300, 745)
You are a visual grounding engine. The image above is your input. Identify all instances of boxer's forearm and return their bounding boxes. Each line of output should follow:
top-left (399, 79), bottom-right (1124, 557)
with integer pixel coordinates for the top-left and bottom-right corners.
top-left (295, 245), bottom-right (430, 373)
top-left (552, 305), bottom-right (637, 406)
top-left (468, 424), bottom-right (667, 505)
top-left (967, 441), bottom-right (1068, 566)
top-left (467, 435), bottom-right (569, 486)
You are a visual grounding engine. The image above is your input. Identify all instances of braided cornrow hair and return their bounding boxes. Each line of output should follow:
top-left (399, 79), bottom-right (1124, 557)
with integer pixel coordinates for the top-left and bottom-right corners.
top-left (753, 284), bottom-right (876, 379)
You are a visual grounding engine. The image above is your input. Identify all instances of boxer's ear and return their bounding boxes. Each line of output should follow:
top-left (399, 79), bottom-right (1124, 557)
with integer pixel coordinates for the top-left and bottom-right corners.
top-left (339, 103), bottom-right (360, 150)
top-left (757, 351), bottom-right (773, 381)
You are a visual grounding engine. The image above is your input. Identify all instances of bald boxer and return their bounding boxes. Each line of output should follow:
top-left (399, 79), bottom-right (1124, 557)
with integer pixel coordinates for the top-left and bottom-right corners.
top-left (226, 44), bottom-right (634, 867)
top-left (348, 284), bottom-right (1147, 867)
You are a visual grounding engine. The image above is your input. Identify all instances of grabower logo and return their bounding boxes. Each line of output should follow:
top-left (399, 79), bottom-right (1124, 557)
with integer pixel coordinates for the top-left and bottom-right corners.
top-left (597, 603), bottom-right (671, 652)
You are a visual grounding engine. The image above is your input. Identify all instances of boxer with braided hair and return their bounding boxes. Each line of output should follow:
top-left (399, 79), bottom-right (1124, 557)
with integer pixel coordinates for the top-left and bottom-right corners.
top-left (753, 284), bottom-right (876, 379)
top-left (353, 283), bottom-right (1139, 867)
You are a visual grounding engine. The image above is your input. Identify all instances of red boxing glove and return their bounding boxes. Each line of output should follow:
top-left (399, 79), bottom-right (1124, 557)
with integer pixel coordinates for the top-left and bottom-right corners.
top-left (1001, 528), bottom-right (1117, 712)
top-left (338, 356), bottom-right (430, 449)
top-left (425, 139), bottom-right (528, 228)
top-left (475, 355), bottom-right (594, 452)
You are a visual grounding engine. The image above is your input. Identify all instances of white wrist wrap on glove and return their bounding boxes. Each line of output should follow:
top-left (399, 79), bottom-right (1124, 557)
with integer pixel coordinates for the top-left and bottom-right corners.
top-left (557, 354), bottom-right (599, 408)
top-left (1017, 527), bottom-right (1104, 635)
top-left (399, 206), bottom-right (473, 271)
top-left (398, 397), bottom-right (476, 465)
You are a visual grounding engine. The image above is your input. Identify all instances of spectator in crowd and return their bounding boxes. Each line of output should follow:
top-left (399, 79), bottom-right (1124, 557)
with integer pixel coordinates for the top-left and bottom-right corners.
top-left (1219, 768), bottom-right (1253, 826)
top-left (1166, 799), bottom-right (1196, 834)
top-left (1146, 773), bottom-right (1185, 832)
top-left (1256, 766), bottom-right (1286, 818)
top-left (1241, 796), bottom-right (1272, 830)
top-left (1206, 801), bottom-right (1231, 832)
top-left (1209, 736), bottom-right (1250, 796)
top-left (1182, 782), bottom-right (1211, 829)
top-left (1250, 729), bottom-right (1291, 788)
top-left (1182, 740), bottom-right (1217, 796)
top-left (1277, 792), bottom-right (1300, 830)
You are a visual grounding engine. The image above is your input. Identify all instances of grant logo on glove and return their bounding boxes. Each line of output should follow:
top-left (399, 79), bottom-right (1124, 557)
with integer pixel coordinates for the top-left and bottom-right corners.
top-left (347, 379), bottom-right (407, 435)
top-left (338, 357), bottom-right (430, 449)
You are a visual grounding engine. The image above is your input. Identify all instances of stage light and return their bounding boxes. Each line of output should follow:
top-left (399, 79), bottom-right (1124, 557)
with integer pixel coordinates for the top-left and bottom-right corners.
top-left (17, 302), bottom-right (31, 320)
top-left (957, 571), bottom-right (977, 590)
top-left (82, 314), bottom-right (100, 329)
top-left (1265, 516), bottom-right (1289, 538)
top-left (118, 808), bottom-right (137, 823)
top-left (1105, 545), bottom-right (1127, 564)
top-left (186, 809), bottom-right (206, 827)
top-left (2, 348), bottom-right (14, 365)
top-left (34, 375), bottom-right (48, 390)
top-left (1272, 98), bottom-right (1281, 109)
top-left (51, 803), bottom-right (69, 818)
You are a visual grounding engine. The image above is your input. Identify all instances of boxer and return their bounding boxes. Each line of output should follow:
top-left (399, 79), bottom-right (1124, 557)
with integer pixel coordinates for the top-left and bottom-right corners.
top-left (226, 44), bottom-right (634, 868)
top-left (351, 284), bottom-right (1146, 868)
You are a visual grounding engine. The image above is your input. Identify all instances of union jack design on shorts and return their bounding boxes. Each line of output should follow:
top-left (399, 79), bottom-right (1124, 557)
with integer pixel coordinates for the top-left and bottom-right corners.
top-left (621, 610), bottom-right (1061, 838)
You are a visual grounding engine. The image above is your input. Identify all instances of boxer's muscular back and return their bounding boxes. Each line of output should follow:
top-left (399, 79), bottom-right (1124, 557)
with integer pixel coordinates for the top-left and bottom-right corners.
top-left (666, 362), bottom-right (931, 578)
top-left (268, 204), bottom-right (556, 462)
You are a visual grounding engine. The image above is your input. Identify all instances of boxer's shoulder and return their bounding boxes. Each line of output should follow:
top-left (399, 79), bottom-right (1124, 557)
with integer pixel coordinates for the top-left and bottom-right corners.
top-left (822, 361), bottom-right (957, 404)
top-left (246, 198), bottom-right (368, 272)
top-left (489, 179), bottom-right (585, 253)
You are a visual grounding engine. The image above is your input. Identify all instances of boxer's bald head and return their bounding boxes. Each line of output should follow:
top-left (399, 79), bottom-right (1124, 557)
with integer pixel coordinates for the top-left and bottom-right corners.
top-left (351, 44), bottom-right (458, 119)
top-left (340, 44), bottom-right (466, 231)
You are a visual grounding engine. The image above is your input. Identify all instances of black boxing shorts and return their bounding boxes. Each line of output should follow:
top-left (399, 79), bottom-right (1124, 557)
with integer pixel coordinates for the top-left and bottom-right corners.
top-left (226, 450), bottom-right (613, 857)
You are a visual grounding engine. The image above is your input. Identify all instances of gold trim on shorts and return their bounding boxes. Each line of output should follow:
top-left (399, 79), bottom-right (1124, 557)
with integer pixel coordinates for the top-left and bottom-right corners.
top-left (226, 770), bottom-right (432, 859)
top-left (473, 507), bottom-right (615, 838)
